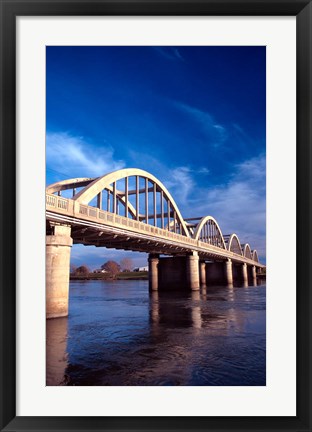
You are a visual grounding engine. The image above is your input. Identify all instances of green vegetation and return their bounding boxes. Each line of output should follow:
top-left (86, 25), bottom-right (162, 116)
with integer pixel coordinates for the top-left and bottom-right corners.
top-left (70, 271), bottom-right (148, 281)
top-left (116, 271), bottom-right (148, 280)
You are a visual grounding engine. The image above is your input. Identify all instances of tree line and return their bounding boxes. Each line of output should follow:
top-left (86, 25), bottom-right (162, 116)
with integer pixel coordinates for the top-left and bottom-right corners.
top-left (71, 258), bottom-right (133, 278)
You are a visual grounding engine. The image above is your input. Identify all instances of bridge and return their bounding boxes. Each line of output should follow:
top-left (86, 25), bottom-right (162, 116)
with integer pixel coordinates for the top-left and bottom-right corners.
top-left (46, 168), bottom-right (265, 318)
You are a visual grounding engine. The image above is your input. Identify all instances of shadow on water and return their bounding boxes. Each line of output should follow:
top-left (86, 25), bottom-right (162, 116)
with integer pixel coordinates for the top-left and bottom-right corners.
top-left (46, 280), bottom-right (266, 386)
top-left (46, 317), bottom-right (68, 385)
top-left (149, 290), bottom-right (229, 331)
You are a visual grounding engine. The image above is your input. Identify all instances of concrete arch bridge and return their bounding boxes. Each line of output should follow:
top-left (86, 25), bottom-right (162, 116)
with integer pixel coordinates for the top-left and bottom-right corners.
top-left (46, 168), bottom-right (265, 318)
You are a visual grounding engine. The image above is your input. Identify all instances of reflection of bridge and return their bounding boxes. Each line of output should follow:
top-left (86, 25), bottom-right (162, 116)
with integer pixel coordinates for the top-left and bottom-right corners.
top-left (46, 168), bottom-right (265, 318)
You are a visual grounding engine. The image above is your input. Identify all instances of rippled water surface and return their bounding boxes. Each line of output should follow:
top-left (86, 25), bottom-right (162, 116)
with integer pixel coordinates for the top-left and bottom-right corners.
top-left (46, 280), bottom-right (266, 386)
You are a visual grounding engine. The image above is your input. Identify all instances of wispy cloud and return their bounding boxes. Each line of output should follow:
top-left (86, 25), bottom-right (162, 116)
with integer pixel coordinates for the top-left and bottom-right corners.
top-left (165, 166), bottom-right (211, 205)
top-left (197, 167), bottom-right (210, 175)
top-left (172, 102), bottom-right (227, 147)
top-left (46, 132), bottom-right (124, 180)
top-left (233, 123), bottom-right (252, 143)
top-left (165, 167), bottom-right (196, 205)
top-left (153, 47), bottom-right (184, 62)
top-left (191, 154), bottom-right (266, 260)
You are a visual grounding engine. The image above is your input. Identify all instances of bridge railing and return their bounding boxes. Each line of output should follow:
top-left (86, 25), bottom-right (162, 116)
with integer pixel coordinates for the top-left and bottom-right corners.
top-left (46, 193), bottom-right (262, 266)
top-left (46, 194), bottom-right (74, 213)
top-left (46, 193), bottom-right (200, 245)
top-left (77, 201), bottom-right (201, 247)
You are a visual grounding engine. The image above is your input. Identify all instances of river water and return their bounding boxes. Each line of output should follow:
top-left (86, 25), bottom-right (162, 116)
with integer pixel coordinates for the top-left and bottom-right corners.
top-left (46, 280), bottom-right (266, 386)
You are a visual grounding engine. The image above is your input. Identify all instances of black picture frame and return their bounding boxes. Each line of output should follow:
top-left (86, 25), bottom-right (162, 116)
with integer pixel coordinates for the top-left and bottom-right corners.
top-left (1, 1), bottom-right (311, 431)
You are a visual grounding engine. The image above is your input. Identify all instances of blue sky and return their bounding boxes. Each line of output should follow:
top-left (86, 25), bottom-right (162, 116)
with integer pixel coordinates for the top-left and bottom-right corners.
top-left (46, 46), bottom-right (266, 268)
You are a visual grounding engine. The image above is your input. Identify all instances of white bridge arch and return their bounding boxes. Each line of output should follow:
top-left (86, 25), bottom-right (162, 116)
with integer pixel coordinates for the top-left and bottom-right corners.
top-left (47, 168), bottom-right (190, 237)
top-left (192, 216), bottom-right (226, 249)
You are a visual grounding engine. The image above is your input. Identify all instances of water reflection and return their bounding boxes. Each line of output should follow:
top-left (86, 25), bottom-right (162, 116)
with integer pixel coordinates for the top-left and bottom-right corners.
top-left (149, 287), bottom-right (250, 338)
top-left (46, 317), bottom-right (68, 385)
top-left (46, 281), bottom-right (266, 386)
top-left (149, 291), bottom-right (203, 331)
top-left (191, 291), bottom-right (202, 329)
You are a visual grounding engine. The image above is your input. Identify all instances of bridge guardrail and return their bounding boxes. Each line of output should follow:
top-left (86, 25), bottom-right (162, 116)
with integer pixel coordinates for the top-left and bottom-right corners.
top-left (46, 194), bottom-right (73, 213)
top-left (46, 193), bottom-right (199, 245)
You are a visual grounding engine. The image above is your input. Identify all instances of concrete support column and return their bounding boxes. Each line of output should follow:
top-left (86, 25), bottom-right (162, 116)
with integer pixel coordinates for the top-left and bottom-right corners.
top-left (46, 225), bottom-right (72, 319)
top-left (242, 262), bottom-right (248, 286)
top-left (148, 254), bottom-right (159, 291)
top-left (199, 261), bottom-right (207, 288)
top-left (252, 265), bottom-right (257, 286)
top-left (186, 252), bottom-right (200, 291)
top-left (225, 259), bottom-right (233, 286)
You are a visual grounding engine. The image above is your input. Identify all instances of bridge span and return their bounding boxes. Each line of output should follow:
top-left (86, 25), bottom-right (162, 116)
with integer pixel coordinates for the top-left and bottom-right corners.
top-left (46, 168), bottom-right (265, 318)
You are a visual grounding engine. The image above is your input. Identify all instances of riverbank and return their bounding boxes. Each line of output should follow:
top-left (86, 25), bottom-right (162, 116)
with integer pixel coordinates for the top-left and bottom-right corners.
top-left (70, 271), bottom-right (148, 281)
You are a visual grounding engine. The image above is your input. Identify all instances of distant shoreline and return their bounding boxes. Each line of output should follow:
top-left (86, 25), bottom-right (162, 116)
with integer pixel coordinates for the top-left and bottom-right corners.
top-left (70, 271), bottom-right (148, 281)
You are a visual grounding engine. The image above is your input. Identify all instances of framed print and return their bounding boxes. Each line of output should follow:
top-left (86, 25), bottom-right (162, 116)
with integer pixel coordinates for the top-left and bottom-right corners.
top-left (0, 1), bottom-right (311, 431)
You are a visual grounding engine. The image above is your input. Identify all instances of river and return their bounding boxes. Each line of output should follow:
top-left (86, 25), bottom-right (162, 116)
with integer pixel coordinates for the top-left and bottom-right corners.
top-left (46, 280), bottom-right (266, 386)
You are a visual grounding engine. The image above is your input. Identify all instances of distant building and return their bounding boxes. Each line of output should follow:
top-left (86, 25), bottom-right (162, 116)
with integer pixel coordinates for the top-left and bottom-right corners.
top-left (133, 266), bottom-right (148, 272)
top-left (93, 269), bottom-right (108, 273)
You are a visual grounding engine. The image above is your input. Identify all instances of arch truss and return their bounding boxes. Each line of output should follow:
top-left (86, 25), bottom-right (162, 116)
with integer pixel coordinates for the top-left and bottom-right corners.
top-left (192, 216), bottom-right (226, 249)
top-left (242, 243), bottom-right (252, 259)
top-left (224, 233), bottom-right (243, 255)
top-left (46, 168), bottom-right (190, 237)
top-left (252, 250), bottom-right (259, 262)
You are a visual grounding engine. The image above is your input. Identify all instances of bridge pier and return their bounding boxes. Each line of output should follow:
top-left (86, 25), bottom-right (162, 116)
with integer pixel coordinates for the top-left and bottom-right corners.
top-left (46, 224), bottom-right (72, 319)
top-left (225, 259), bottom-right (233, 286)
top-left (148, 254), bottom-right (159, 291)
top-left (151, 253), bottom-right (200, 291)
top-left (247, 264), bottom-right (257, 286)
top-left (199, 261), bottom-right (207, 288)
top-left (205, 259), bottom-right (234, 287)
top-left (186, 252), bottom-right (200, 291)
top-left (146, 253), bottom-right (258, 292)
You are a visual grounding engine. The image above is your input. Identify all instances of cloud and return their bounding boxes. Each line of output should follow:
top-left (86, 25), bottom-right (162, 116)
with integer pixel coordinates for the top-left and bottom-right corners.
top-left (172, 102), bottom-right (227, 147)
top-left (191, 154), bottom-right (266, 261)
top-left (165, 167), bottom-right (196, 205)
top-left (197, 167), bottom-right (210, 175)
top-left (153, 47), bottom-right (184, 61)
top-left (46, 132), bottom-right (125, 180)
top-left (232, 123), bottom-right (252, 143)
top-left (165, 166), bottom-right (210, 205)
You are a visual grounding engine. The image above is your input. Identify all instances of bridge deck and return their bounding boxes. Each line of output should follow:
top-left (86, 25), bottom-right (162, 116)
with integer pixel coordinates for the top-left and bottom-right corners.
top-left (46, 194), bottom-right (264, 268)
